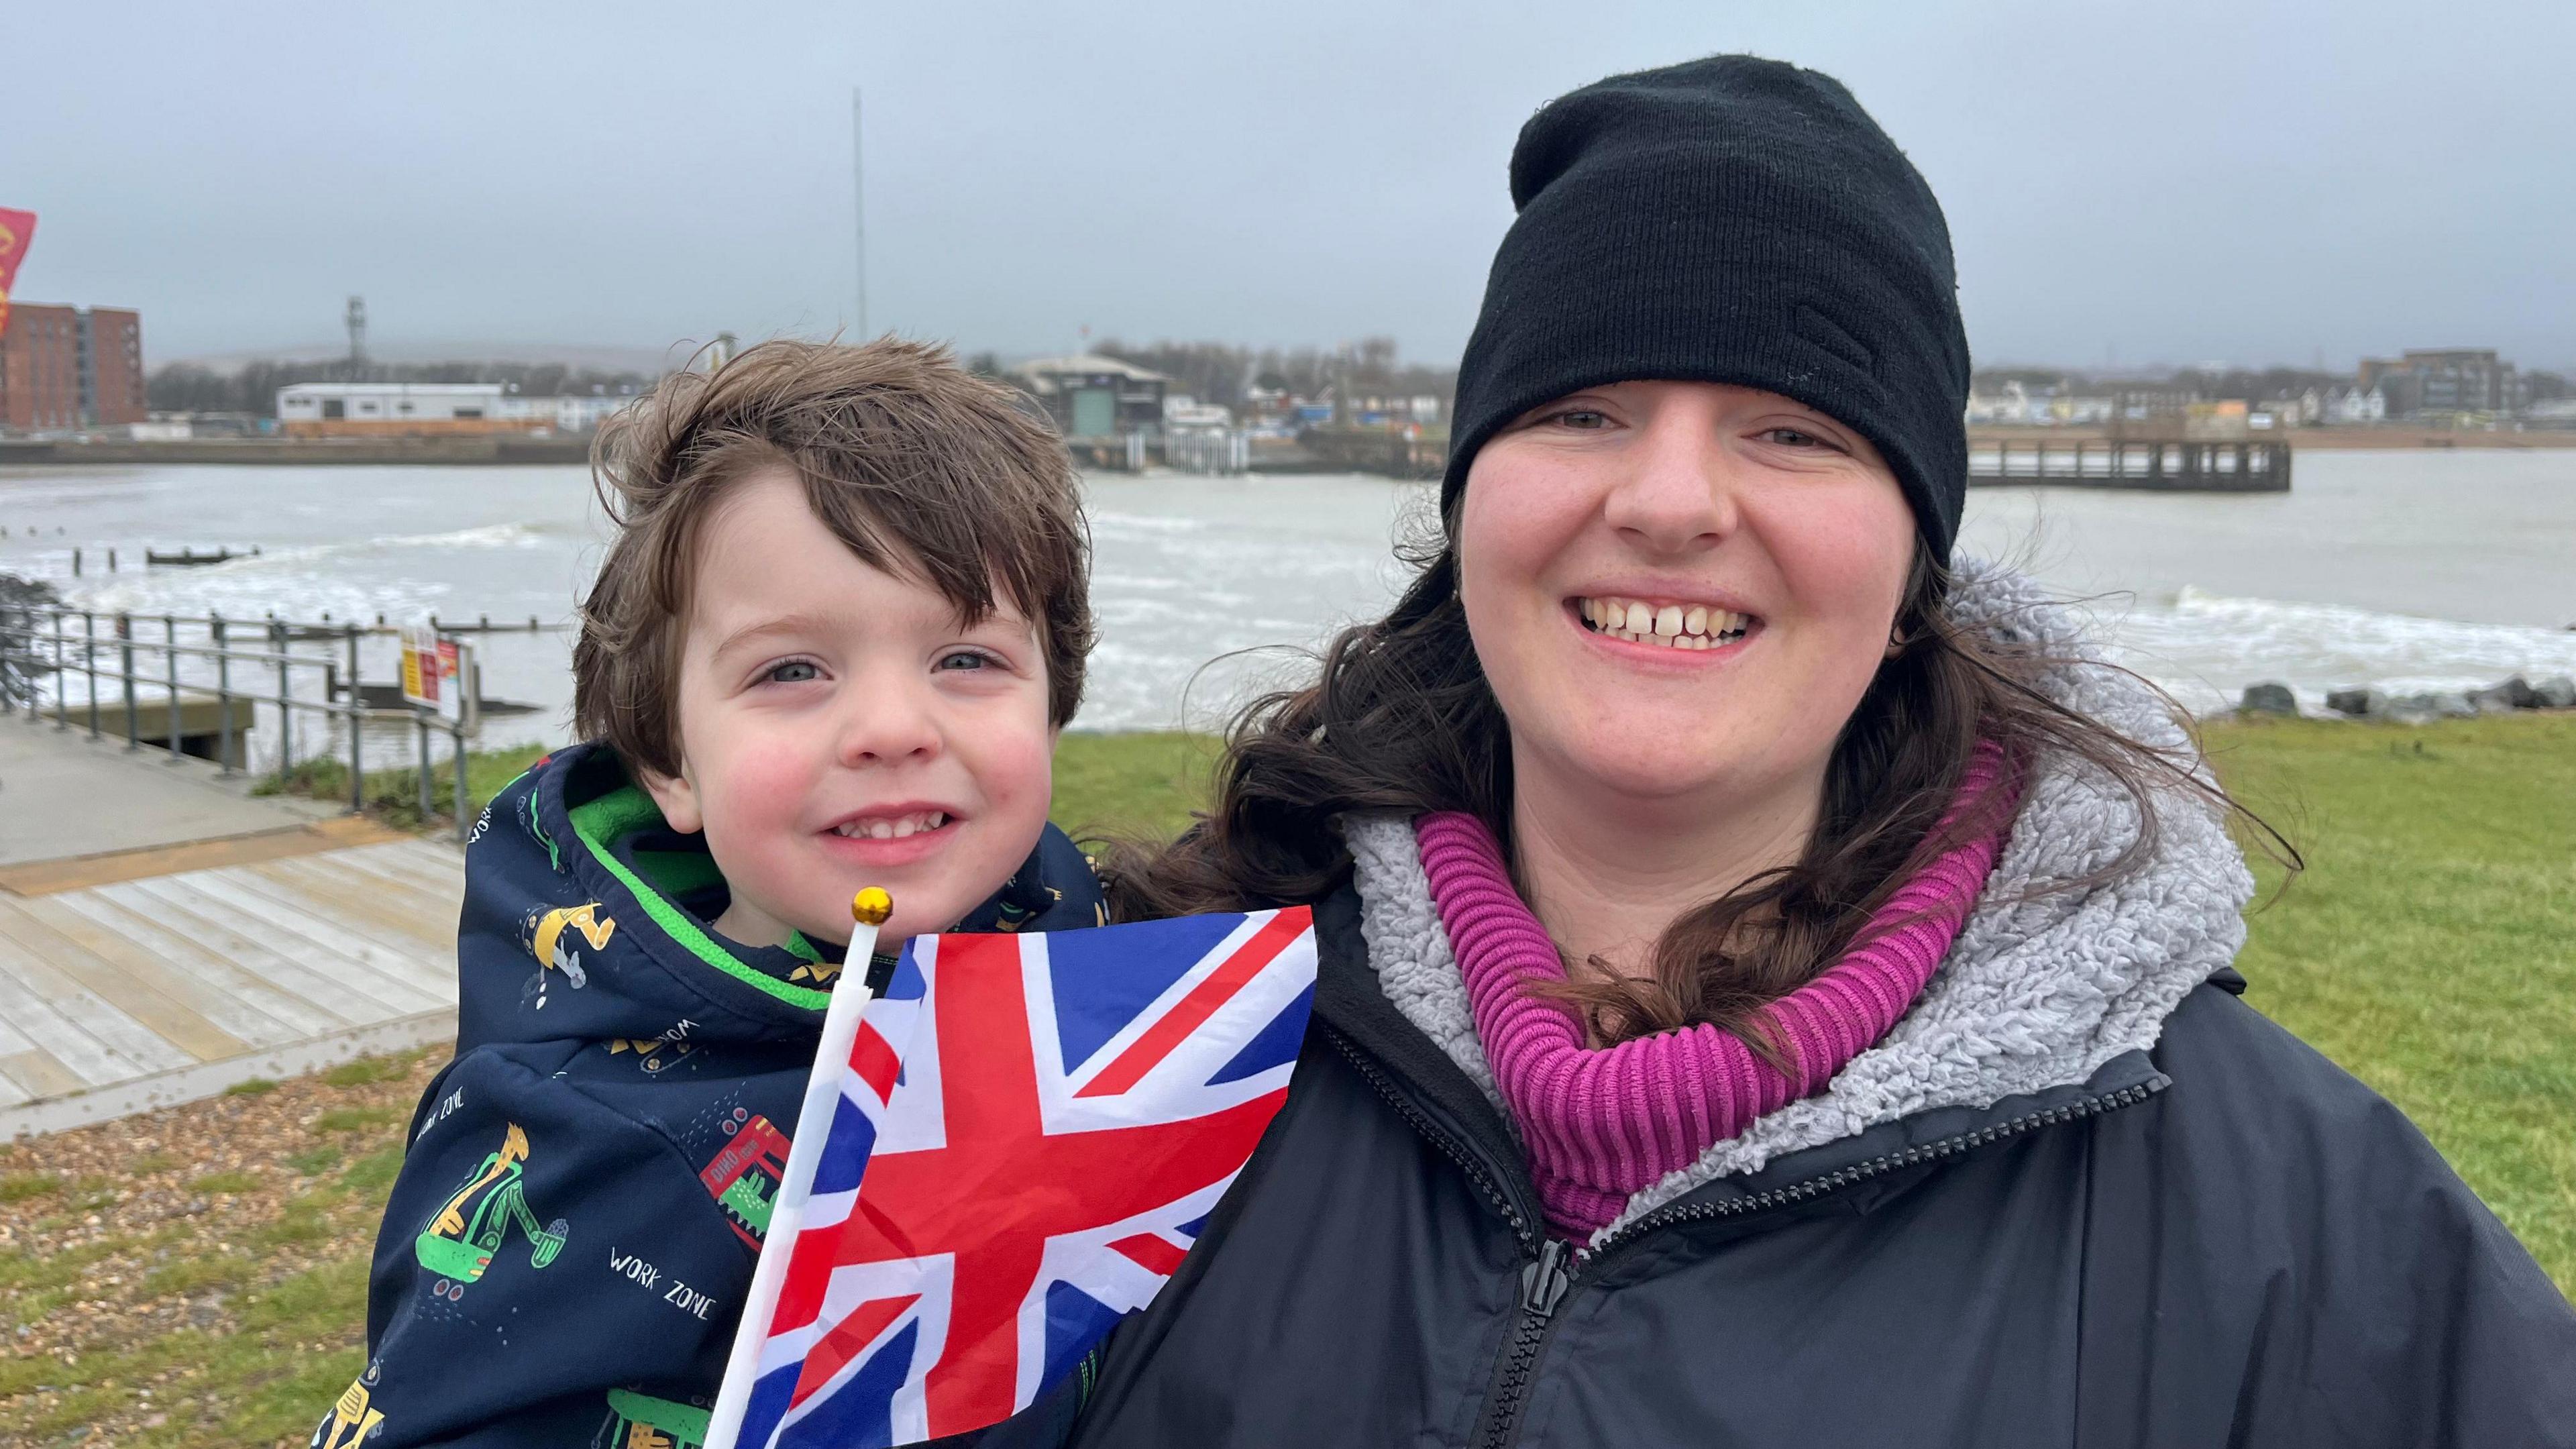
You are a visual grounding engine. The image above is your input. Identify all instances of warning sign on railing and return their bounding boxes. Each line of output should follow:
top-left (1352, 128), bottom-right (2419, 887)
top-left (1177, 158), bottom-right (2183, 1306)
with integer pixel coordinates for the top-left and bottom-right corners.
top-left (400, 627), bottom-right (441, 708)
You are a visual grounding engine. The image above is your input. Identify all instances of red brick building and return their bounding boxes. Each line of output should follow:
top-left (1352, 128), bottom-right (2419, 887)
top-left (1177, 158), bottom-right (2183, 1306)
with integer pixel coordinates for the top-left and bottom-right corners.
top-left (82, 307), bottom-right (146, 427)
top-left (1, 303), bottom-right (81, 431)
top-left (0, 303), bottom-right (146, 431)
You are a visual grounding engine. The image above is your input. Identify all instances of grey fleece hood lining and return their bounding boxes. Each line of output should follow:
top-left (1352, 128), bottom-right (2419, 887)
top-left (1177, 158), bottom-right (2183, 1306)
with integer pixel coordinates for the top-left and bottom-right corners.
top-left (1343, 559), bottom-right (2256, 1250)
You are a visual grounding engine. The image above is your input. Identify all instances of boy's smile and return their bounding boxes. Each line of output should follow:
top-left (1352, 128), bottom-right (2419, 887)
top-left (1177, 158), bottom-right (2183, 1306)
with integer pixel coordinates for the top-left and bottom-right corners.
top-left (816, 802), bottom-right (963, 865)
top-left (640, 468), bottom-right (1058, 948)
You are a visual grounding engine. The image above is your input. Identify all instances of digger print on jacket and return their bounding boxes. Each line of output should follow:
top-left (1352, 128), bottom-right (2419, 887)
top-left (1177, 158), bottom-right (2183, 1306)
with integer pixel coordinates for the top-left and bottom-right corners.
top-left (324, 743), bottom-right (1106, 1448)
top-left (412, 1123), bottom-right (566, 1295)
top-left (522, 902), bottom-right (616, 1010)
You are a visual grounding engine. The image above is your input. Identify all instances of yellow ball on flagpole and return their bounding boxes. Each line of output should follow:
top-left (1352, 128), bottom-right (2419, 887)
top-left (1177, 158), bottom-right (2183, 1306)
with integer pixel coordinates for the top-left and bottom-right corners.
top-left (851, 887), bottom-right (894, 927)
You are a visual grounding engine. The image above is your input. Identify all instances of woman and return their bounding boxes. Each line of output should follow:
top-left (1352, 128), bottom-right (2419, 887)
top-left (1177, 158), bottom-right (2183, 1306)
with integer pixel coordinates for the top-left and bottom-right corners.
top-left (1040, 56), bottom-right (2576, 1446)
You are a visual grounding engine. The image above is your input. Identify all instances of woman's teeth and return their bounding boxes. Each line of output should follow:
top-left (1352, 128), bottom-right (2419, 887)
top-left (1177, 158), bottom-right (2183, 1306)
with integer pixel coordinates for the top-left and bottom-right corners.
top-left (833, 811), bottom-right (947, 840)
top-left (1576, 597), bottom-right (1752, 650)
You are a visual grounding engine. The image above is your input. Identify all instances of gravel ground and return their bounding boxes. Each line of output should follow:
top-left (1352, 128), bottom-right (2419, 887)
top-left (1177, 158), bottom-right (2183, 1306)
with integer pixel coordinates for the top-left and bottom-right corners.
top-left (0, 1047), bottom-right (448, 1447)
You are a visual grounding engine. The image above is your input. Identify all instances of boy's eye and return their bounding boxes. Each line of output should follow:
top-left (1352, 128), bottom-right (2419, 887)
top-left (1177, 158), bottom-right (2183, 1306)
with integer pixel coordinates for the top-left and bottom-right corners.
top-left (763, 659), bottom-right (821, 685)
top-left (936, 649), bottom-right (994, 672)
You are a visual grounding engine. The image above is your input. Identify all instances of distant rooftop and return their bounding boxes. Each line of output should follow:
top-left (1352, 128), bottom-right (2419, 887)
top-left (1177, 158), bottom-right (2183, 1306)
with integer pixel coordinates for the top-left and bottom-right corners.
top-left (275, 382), bottom-right (506, 398)
top-left (1011, 354), bottom-right (1170, 385)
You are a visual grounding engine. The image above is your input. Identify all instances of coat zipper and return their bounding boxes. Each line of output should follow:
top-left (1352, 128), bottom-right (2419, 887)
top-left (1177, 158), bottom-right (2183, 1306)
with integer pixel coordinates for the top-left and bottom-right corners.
top-left (1580, 1077), bottom-right (2167, 1265)
top-left (1320, 1026), bottom-right (1571, 1449)
top-left (1472, 1077), bottom-right (2167, 1448)
top-left (1320, 1025), bottom-right (1540, 1253)
top-left (1474, 1238), bottom-right (1571, 1448)
top-left (1335, 1011), bottom-right (2165, 1449)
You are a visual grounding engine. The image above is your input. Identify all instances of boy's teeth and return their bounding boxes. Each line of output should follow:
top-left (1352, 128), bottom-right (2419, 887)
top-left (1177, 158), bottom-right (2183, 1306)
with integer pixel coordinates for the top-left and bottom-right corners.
top-left (1576, 596), bottom-right (1752, 646)
top-left (835, 810), bottom-right (948, 839)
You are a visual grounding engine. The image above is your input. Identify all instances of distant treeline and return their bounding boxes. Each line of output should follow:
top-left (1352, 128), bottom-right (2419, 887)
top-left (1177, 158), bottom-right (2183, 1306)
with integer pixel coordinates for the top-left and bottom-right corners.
top-left (147, 360), bottom-right (663, 418)
top-left (153, 344), bottom-right (1459, 421)
top-left (1069, 337), bottom-right (1457, 413)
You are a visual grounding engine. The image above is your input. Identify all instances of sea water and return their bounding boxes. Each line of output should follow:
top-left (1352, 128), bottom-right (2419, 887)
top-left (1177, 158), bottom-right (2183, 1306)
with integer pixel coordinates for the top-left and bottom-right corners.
top-left (1, 450), bottom-right (2571, 755)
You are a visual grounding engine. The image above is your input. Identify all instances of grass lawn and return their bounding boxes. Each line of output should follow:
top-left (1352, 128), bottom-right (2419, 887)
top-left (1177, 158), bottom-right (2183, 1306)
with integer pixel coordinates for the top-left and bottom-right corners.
top-left (0, 1053), bottom-right (440, 1448)
top-left (9, 718), bottom-right (2569, 1444)
top-left (2202, 712), bottom-right (2576, 1287)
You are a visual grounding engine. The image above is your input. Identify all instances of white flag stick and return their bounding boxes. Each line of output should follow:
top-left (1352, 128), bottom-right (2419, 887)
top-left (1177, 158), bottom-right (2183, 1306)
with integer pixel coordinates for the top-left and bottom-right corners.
top-left (704, 886), bottom-right (896, 1449)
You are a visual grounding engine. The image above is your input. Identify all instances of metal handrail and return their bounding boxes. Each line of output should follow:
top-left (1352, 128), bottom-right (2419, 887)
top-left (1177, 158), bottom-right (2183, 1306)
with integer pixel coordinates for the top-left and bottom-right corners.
top-left (0, 604), bottom-right (480, 843)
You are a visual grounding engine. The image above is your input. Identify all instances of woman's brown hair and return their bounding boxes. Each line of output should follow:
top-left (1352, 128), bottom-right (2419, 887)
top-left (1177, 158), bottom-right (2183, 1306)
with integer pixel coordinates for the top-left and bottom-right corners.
top-left (1106, 510), bottom-right (2290, 1056)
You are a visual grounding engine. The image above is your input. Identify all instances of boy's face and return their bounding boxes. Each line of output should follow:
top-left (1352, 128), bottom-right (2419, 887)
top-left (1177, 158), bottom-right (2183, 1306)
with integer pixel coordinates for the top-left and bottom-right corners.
top-left (641, 468), bottom-right (1057, 949)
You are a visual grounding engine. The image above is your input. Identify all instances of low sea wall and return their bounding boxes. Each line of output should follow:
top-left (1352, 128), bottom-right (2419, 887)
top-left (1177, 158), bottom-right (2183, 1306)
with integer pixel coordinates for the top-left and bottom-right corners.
top-left (0, 435), bottom-right (596, 467)
top-left (2235, 672), bottom-right (2576, 722)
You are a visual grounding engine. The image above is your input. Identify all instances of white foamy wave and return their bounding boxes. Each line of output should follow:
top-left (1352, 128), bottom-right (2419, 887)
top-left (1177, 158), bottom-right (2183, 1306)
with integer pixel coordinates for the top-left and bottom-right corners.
top-left (2090, 586), bottom-right (2576, 714)
top-left (380, 521), bottom-right (564, 549)
top-left (56, 521), bottom-right (584, 623)
top-left (1089, 511), bottom-right (1211, 537)
top-left (231, 521), bottom-right (563, 568)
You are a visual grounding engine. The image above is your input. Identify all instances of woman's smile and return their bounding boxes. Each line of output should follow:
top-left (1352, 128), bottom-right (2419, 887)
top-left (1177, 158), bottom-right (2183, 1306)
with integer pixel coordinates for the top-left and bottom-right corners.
top-left (1570, 593), bottom-right (1763, 657)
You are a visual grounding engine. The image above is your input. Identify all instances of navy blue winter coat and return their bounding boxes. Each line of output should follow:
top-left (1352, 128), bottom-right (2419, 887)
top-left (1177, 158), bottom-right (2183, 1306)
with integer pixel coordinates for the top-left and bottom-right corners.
top-left (314, 742), bottom-right (1104, 1449)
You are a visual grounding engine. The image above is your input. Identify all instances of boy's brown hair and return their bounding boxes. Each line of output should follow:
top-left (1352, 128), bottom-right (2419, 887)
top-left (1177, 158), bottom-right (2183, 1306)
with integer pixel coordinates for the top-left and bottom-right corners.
top-left (573, 337), bottom-right (1092, 780)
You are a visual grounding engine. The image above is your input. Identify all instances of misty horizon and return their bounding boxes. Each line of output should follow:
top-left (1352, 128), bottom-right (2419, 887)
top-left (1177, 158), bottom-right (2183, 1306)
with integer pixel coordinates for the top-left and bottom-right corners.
top-left (9, 1), bottom-right (2573, 374)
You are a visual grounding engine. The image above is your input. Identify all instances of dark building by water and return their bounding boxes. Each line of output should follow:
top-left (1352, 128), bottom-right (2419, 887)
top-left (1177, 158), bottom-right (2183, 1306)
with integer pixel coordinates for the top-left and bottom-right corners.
top-left (0, 303), bottom-right (146, 431)
top-left (1010, 354), bottom-right (1169, 443)
top-left (2358, 348), bottom-right (2518, 420)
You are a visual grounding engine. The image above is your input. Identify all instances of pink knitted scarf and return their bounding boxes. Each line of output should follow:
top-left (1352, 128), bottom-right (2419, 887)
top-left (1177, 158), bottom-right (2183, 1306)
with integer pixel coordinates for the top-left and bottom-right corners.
top-left (1415, 745), bottom-right (2015, 1241)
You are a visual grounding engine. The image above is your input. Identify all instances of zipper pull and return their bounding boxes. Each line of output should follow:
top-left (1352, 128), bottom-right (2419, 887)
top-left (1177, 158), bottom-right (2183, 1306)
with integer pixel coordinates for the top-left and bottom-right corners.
top-left (1519, 1239), bottom-right (1571, 1319)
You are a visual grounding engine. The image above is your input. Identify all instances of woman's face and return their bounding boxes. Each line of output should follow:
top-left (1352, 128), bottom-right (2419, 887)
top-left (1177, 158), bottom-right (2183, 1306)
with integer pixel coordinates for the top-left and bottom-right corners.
top-left (1457, 380), bottom-right (1916, 818)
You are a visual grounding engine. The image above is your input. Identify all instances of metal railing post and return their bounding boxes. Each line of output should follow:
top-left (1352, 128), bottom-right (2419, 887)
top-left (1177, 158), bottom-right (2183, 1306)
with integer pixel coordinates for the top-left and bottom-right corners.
top-left (84, 611), bottom-right (99, 739)
top-left (453, 722), bottom-right (470, 843)
top-left (213, 613), bottom-right (236, 774)
top-left (416, 712), bottom-right (433, 820)
top-left (343, 621), bottom-right (366, 811)
top-left (272, 619), bottom-right (293, 785)
top-left (119, 613), bottom-right (138, 751)
top-left (52, 609), bottom-right (68, 730)
top-left (1, 607), bottom-right (14, 717)
top-left (163, 614), bottom-right (183, 763)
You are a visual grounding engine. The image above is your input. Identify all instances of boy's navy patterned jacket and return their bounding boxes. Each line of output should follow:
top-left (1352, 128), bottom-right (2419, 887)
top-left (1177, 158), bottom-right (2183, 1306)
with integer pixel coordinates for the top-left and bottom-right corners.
top-left (315, 743), bottom-right (1105, 1449)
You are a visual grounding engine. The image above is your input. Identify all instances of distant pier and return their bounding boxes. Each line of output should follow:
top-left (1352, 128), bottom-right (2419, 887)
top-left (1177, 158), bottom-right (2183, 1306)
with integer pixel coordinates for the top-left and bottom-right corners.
top-left (1967, 433), bottom-right (2291, 492)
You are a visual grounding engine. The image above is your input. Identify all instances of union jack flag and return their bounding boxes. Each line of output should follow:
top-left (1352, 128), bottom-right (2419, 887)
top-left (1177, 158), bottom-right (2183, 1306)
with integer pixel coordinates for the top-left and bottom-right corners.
top-left (729, 908), bottom-right (1317, 1448)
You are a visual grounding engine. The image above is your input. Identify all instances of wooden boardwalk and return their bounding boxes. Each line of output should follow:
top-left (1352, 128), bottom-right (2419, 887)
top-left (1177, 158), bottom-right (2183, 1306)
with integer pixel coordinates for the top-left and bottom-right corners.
top-left (0, 828), bottom-right (462, 1140)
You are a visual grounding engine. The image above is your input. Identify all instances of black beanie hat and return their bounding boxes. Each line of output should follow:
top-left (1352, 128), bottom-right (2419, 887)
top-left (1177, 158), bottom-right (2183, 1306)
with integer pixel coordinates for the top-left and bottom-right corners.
top-left (1443, 55), bottom-right (1972, 563)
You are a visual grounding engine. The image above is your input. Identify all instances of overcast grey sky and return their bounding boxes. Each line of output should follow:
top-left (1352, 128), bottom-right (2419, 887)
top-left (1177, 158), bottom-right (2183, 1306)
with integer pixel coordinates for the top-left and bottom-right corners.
top-left (11, 1), bottom-right (2571, 372)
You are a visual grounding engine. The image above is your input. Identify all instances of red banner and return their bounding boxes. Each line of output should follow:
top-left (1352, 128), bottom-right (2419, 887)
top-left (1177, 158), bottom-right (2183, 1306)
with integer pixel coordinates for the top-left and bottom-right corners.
top-left (0, 208), bottom-right (36, 340)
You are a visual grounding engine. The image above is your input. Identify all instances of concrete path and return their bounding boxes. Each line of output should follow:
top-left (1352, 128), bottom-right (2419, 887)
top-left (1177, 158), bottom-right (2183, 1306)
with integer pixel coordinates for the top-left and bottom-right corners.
top-left (0, 722), bottom-right (462, 1140)
top-left (0, 718), bottom-right (336, 867)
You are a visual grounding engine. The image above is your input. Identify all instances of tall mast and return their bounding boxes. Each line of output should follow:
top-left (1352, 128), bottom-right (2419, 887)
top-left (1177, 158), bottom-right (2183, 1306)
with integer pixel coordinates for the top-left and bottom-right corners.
top-left (345, 294), bottom-right (368, 371)
top-left (852, 87), bottom-right (869, 339)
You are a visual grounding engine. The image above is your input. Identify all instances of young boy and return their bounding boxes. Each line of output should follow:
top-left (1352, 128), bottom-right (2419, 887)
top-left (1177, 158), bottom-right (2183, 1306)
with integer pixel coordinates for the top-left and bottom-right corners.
top-left (317, 340), bottom-right (1104, 1449)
